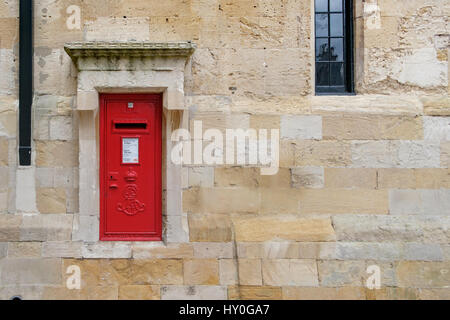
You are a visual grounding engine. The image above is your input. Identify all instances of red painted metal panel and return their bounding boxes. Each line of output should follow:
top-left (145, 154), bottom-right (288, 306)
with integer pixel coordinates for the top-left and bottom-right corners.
top-left (100, 94), bottom-right (162, 241)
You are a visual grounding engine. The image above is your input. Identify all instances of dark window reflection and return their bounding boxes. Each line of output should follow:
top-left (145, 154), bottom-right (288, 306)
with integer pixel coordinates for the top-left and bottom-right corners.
top-left (330, 38), bottom-right (343, 61)
top-left (330, 63), bottom-right (344, 85)
top-left (316, 39), bottom-right (329, 61)
top-left (315, 14), bottom-right (328, 37)
top-left (316, 63), bottom-right (329, 86)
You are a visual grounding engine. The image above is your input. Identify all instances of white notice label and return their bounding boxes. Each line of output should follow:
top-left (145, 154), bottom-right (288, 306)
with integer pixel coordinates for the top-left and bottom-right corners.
top-left (122, 138), bottom-right (139, 163)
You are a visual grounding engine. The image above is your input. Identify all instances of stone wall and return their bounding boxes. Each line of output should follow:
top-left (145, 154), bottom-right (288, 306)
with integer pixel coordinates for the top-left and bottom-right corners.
top-left (0, 0), bottom-right (449, 300)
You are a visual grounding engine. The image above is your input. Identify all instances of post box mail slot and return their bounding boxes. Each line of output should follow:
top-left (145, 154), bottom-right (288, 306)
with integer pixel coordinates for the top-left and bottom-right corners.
top-left (100, 94), bottom-right (162, 241)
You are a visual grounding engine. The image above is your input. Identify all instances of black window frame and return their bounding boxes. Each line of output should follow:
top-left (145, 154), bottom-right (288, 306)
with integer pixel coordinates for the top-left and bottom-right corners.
top-left (314, 0), bottom-right (354, 95)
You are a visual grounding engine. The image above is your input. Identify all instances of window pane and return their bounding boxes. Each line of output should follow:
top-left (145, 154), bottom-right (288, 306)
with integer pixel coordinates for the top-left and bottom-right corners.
top-left (330, 13), bottom-right (343, 36)
top-left (316, 39), bottom-right (329, 61)
top-left (330, 63), bottom-right (344, 85)
top-left (330, 0), bottom-right (342, 11)
top-left (330, 38), bottom-right (343, 62)
top-left (316, 63), bottom-right (330, 86)
top-left (315, 0), bottom-right (328, 12)
top-left (315, 14), bottom-right (328, 37)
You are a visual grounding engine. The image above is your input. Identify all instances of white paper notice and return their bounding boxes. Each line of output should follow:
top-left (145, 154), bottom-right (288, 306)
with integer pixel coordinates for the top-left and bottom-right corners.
top-left (122, 138), bottom-right (139, 163)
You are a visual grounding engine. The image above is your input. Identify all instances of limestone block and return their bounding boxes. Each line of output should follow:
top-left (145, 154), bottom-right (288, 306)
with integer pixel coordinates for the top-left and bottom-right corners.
top-left (325, 168), bottom-right (377, 189)
top-left (298, 189), bottom-right (388, 214)
top-left (422, 96), bottom-right (450, 116)
top-left (0, 49), bottom-right (15, 95)
top-left (396, 261), bottom-right (450, 288)
top-left (161, 285), bottom-right (227, 300)
top-left (0, 214), bottom-right (22, 241)
top-left (76, 91), bottom-right (99, 110)
top-left (365, 287), bottom-right (418, 300)
top-left (183, 259), bottom-right (219, 285)
top-left (230, 286), bottom-right (282, 300)
top-left (232, 215), bottom-right (336, 242)
top-left (72, 215), bottom-right (99, 242)
top-left (165, 214), bottom-right (189, 243)
top-left (7, 242), bottom-right (42, 258)
top-left (250, 115), bottom-right (280, 130)
top-left (84, 17), bottom-right (150, 42)
top-left (183, 187), bottom-right (259, 214)
top-left (282, 287), bottom-right (365, 300)
top-left (237, 259), bottom-right (262, 286)
top-left (323, 115), bottom-right (423, 140)
top-left (188, 214), bottom-right (232, 242)
top-left (404, 243), bottom-right (443, 261)
top-left (280, 115), bottom-right (322, 140)
top-left (0, 137), bottom-right (8, 165)
top-left (0, 242), bottom-right (6, 258)
top-left (335, 242), bottom-right (403, 261)
top-left (214, 167), bottom-right (259, 188)
top-left (42, 241), bottom-right (82, 258)
top-left (442, 142), bottom-right (450, 168)
top-left (423, 116), bottom-right (450, 140)
top-left (0, 258), bottom-right (62, 285)
top-left (291, 166), bottom-right (324, 189)
top-left (132, 243), bottom-right (193, 259)
top-left (219, 259), bottom-right (238, 285)
top-left (188, 167), bottom-right (214, 187)
top-left (294, 140), bottom-right (352, 167)
top-left (118, 285), bottom-right (160, 300)
top-left (36, 140), bottom-right (78, 167)
top-left (42, 286), bottom-right (119, 300)
top-left (389, 189), bottom-right (450, 215)
top-left (351, 141), bottom-right (441, 168)
top-left (193, 242), bottom-right (233, 259)
top-left (36, 187), bottom-right (67, 214)
top-left (417, 289), bottom-right (450, 300)
top-left (333, 215), bottom-right (450, 243)
top-left (259, 188), bottom-right (300, 214)
top-left (0, 286), bottom-right (44, 300)
top-left (49, 116), bottom-right (73, 141)
top-left (318, 260), bottom-right (366, 287)
top-left (258, 168), bottom-right (291, 188)
top-left (20, 214), bottom-right (73, 241)
top-left (262, 259), bottom-right (318, 286)
top-left (81, 243), bottom-right (132, 259)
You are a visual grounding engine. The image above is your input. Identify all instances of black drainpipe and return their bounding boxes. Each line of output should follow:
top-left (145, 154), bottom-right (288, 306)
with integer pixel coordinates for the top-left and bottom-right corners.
top-left (18, 0), bottom-right (33, 166)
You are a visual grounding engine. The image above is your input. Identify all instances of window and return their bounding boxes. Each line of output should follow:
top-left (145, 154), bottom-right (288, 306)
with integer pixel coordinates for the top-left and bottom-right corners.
top-left (315, 0), bottom-right (354, 94)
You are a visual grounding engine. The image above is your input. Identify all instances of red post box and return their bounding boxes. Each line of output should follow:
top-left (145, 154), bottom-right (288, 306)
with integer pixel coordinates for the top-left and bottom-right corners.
top-left (99, 94), bottom-right (162, 241)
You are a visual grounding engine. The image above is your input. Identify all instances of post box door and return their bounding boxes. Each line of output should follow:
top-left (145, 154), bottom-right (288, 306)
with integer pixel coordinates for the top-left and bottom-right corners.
top-left (100, 94), bottom-right (162, 241)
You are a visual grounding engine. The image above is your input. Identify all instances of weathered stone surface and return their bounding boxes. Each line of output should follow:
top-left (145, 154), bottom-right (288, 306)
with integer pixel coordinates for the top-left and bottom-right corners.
top-left (20, 214), bottom-right (73, 241)
top-left (183, 187), bottom-right (259, 214)
top-left (161, 285), bottom-right (227, 300)
top-left (36, 187), bottom-right (67, 214)
top-left (423, 116), bottom-right (450, 141)
top-left (291, 166), bottom-right (324, 189)
top-left (42, 286), bottom-right (119, 300)
top-left (0, 137), bottom-right (8, 166)
top-left (333, 215), bottom-right (450, 243)
top-left (132, 243), bottom-right (193, 259)
top-left (72, 215), bottom-right (99, 242)
top-left (404, 243), bottom-right (443, 261)
top-left (35, 141), bottom-right (78, 167)
top-left (294, 140), bottom-right (352, 167)
top-left (378, 168), bottom-right (450, 189)
top-left (262, 259), bottom-right (318, 286)
top-left (236, 259), bottom-right (262, 286)
top-left (0, 258), bottom-right (62, 285)
top-left (81, 243), bottom-right (132, 259)
top-left (118, 285), bottom-right (160, 300)
top-left (389, 189), bottom-right (450, 215)
top-left (214, 167), bottom-right (259, 188)
top-left (7, 242), bottom-right (42, 258)
top-left (422, 96), bottom-right (450, 116)
top-left (365, 287), bottom-right (418, 300)
top-left (49, 116), bottom-right (73, 141)
top-left (219, 259), bottom-right (238, 285)
top-left (0, 214), bottom-right (21, 241)
top-left (188, 214), bottom-right (232, 242)
top-left (298, 189), bottom-right (389, 214)
top-left (442, 141), bottom-right (450, 168)
top-left (396, 261), bottom-right (450, 288)
top-left (184, 259), bottom-right (219, 285)
top-left (0, 286), bottom-right (45, 300)
top-left (188, 167), bottom-right (214, 187)
top-left (351, 141), bottom-right (441, 168)
top-left (283, 287), bottom-right (366, 300)
top-left (417, 288), bottom-right (450, 300)
top-left (323, 115), bottom-right (423, 140)
top-left (42, 241), bottom-right (82, 258)
top-left (193, 242), bottom-right (233, 259)
top-left (280, 115), bottom-right (322, 140)
top-left (229, 286), bottom-right (282, 300)
top-left (0, 242), bottom-right (7, 258)
top-left (334, 242), bottom-right (403, 261)
top-left (324, 168), bottom-right (377, 189)
top-left (232, 216), bottom-right (336, 242)
top-left (318, 260), bottom-right (366, 287)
